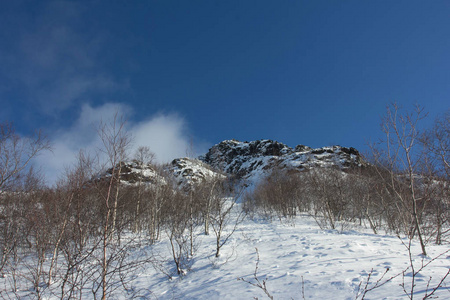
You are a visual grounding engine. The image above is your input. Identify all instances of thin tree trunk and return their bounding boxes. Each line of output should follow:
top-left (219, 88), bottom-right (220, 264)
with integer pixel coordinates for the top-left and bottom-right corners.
top-left (111, 162), bottom-right (122, 237)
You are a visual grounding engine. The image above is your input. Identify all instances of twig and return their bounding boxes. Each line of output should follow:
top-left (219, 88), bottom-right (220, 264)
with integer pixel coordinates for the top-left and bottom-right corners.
top-left (237, 248), bottom-right (274, 300)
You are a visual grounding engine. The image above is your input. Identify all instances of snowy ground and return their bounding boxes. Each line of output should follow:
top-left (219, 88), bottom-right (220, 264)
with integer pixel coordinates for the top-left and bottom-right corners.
top-left (1, 206), bottom-right (449, 299)
top-left (131, 211), bottom-right (449, 300)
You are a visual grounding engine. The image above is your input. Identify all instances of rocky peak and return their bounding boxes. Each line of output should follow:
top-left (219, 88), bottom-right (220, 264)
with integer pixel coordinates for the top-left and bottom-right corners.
top-left (200, 139), bottom-right (291, 170)
top-left (199, 139), bottom-right (365, 181)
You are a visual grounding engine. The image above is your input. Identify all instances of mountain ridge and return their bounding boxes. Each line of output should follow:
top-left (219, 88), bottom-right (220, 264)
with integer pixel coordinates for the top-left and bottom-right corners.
top-left (109, 139), bottom-right (366, 187)
top-left (199, 139), bottom-right (364, 181)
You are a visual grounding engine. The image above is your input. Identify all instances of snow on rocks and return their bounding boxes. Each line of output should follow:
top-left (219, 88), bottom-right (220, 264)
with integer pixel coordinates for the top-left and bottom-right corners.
top-left (166, 157), bottom-right (226, 189)
top-left (200, 139), bottom-right (365, 183)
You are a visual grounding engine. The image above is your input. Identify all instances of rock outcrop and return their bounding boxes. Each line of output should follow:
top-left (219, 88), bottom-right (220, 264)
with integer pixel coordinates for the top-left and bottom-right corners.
top-left (200, 139), bottom-right (364, 181)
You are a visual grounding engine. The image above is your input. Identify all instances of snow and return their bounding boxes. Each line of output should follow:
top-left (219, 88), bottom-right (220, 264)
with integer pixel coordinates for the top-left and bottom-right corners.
top-left (168, 157), bottom-right (225, 187)
top-left (1, 204), bottom-right (448, 299)
top-left (135, 213), bottom-right (449, 300)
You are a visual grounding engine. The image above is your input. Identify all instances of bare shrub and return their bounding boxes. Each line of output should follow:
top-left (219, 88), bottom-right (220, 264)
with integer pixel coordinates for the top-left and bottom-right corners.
top-left (243, 167), bottom-right (304, 221)
top-left (164, 191), bottom-right (193, 276)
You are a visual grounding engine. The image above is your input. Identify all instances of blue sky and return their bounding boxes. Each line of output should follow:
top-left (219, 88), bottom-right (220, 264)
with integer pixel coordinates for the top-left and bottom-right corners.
top-left (1, 1), bottom-right (449, 182)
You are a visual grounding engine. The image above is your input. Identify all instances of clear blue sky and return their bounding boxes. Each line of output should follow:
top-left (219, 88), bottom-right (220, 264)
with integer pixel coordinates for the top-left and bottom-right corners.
top-left (1, 1), bottom-right (449, 179)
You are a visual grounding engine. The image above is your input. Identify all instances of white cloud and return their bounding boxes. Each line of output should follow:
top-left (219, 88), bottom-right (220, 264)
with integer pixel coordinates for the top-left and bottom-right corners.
top-left (132, 114), bottom-right (191, 163)
top-left (36, 103), bottom-right (197, 185)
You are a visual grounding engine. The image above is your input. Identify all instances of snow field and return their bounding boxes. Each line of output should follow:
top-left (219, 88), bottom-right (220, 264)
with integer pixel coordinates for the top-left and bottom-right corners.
top-left (1, 204), bottom-right (448, 299)
top-left (135, 208), bottom-right (449, 300)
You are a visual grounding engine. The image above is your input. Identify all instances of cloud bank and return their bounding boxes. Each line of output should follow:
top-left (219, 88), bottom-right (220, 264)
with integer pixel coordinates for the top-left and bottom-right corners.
top-left (37, 103), bottom-right (199, 185)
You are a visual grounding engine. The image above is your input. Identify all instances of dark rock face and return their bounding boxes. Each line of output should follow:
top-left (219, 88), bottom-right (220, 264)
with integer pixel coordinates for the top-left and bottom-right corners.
top-left (200, 140), bottom-right (365, 180)
top-left (201, 140), bottom-right (291, 171)
top-left (295, 145), bottom-right (312, 152)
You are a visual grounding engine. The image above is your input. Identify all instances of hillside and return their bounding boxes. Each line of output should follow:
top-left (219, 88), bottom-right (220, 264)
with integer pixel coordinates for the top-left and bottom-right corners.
top-left (2, 139), bottom-right (447, 299)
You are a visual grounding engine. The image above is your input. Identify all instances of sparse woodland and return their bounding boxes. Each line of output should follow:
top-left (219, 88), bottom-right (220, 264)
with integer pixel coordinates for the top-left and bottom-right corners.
top-left (0, 104), bottom-right (448, 299)
top-left (246, 105), bottom-right (449, 247)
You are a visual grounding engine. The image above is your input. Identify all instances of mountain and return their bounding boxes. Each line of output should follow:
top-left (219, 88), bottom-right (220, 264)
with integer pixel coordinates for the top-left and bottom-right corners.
top-left (199, 139), bottom-right (365, 181)
top-left (109, 139), bottom-right (365, 187)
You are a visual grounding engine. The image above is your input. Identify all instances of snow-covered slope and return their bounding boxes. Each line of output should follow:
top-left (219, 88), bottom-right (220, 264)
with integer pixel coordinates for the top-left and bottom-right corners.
top-left (114, 206), bottom-right (450, 299)
top-left (200, 139), bottom-right (365, 181)
top-left (1, 201), bottom-right (448, 299)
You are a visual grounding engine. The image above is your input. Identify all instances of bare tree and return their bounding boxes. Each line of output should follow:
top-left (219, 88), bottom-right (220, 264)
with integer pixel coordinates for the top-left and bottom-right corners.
top-left (421, 110), bottom-right (450, 178)
top-left (96, 114), bottom-right (132, 299)
top-left (0, 122), bottom-right (50, 293)
top-left (0, 122), bottom-right (50, 192)
top-left (242, 167), bottom-right (304, 221)
top-left (301, 168), bottom-right (353, 231)
top-left (54, 150), bottom-right (99, 298)
top-left (98, 114), bottom-right (132, 238)
top-left (421, 110), bottom-right (450, 244)
top-left (209, 177), bottom-right (245, 258)
top-left (133, 146), bottom-right (155, 233)
top-left (371, 103), bottom-right (428, 255)
top-left (196, 176), bottom-right (221, 235)
top-left (165, 190), bottom-right (192, 276)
